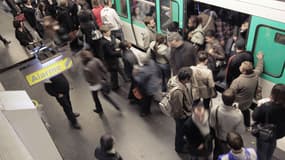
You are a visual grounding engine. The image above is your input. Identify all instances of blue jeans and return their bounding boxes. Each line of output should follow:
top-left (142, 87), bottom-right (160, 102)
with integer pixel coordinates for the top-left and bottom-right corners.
top-left (256, 137), bottom-right (276, 160)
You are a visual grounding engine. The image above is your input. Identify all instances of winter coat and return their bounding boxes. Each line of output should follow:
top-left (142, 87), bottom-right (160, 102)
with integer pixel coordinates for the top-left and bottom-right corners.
top-left (205, 38), bottom-right (225, 60)
top-left (100, 37), bottom-right (121, 70)
top-left (57, 6), bottom-right (74, 33)
top-left (15, 28), bottom-right (34, 46)
top-left (94, 147), bottom-right (123, 160)
top-left (170, 41), bottom-right (197, 75)
top-left (191, 64), bottom-right (216, 100)
top-left (44, 74), bottom-right (70, 97)
top-left (147, 41), bottom-right (170, 64)
top-left (230, 58), bottom-right (263, 111)
top-left (133, 60), bottom-right (161, 96)
top-left (167, 76), bottom-right (193, 119)
top-left (253, 101), bottom-right (285, 139)
top-left (210, 104), bottom-right (245, 141)
top-left (122, 49), bottom-right (138, 79)
top-left (82, 57), bottom-right (110, 86)
top-left (226, 51), bottom-right (253, 86)
top-left (189, 24), bottom-right (205, 46)
top-left (184, 113), bottom-right (213, 157)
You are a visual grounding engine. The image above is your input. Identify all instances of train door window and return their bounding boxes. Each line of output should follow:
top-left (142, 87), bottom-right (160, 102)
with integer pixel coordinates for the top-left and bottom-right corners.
top-left (114, 0), bottom-right (128, 17)
top-left (160, 0), bottom-right (171, 31)
top-left (131, 0), bottom-right (156, 23)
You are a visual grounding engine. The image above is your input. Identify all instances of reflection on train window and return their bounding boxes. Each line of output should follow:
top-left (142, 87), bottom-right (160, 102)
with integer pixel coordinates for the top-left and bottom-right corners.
top-left (118, 0), bottom-right (128, 17)
top-left (131, 0), bottom-right (156, 23)
top-left (160, 0), bottom-right (171, 31)
top-left (275, 32), bottom-right (285, 45)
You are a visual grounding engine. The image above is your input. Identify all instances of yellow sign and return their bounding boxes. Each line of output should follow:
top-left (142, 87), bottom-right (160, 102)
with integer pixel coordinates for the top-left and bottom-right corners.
top-left (25, 57), bottom-right (73, 86)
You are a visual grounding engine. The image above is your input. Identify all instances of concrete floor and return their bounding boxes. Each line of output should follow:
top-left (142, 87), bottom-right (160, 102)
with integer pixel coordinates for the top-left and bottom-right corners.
top-left (1, 8), bottom-right (285, 160)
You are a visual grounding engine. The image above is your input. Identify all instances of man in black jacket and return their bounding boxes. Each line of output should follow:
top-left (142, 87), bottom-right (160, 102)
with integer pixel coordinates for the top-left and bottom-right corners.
top-left (44, 74), bottom-right (81, 129)
top-left (100, 25), bottom-right (121, 90)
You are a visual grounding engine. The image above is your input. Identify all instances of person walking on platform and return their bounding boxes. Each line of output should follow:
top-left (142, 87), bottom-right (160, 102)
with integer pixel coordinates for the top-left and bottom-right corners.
top-left (44, 74), bottom-right (81, 129)
top-left (80, 50), bottom-right (121, 114)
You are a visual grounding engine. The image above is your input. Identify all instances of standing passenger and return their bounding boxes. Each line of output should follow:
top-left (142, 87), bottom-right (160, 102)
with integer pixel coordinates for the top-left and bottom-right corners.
top-left (92, 0), bottom-right (103, 27)
top-left (168, 32), bottom-right (197, 75)
top-left (167, 67), bottom-right (193, 153)
top-left (143, 16), bottom-right (156, 49)
top-left (252, 84), bottom-right (285, 160)
top-left (210, 89), bottom-right (245, 160)
top-left (101, 0), bottom-right (124, 40)
top-left (95, 134), bottom-right (123, 160)
top-left (44, 74), bottom-right (81, 129)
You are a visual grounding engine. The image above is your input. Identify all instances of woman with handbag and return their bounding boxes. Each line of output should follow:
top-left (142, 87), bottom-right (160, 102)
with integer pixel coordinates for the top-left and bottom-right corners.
top-left (252, 84), bottom-right (285, 160)
top-left (80, 50), bottom-right (121, 114)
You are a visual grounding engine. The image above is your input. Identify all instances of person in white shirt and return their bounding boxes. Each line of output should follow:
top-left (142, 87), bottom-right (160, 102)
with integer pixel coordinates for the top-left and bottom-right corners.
top-left (101, 0), bottom-right (124, 41)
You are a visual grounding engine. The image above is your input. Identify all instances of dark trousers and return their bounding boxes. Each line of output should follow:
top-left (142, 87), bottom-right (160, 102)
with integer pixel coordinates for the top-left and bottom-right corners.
top-left (242, 109), bottom-right (251, 127)
top-left (157, 63), bottom-right (170, 92)
top-left (56, 93), bottom-right (77, 124)
top-left (256, 138), bottom-right (276, 160)
top-left (213, 137), bottom-right (230, 160)
top-left (110, 70), bottom-right (119, 89)
top-left (193, 98), bottom-right (211, 110)
top-left (140, 95), bottom-right (152, 114)
top-left (174, 118), bottom-right (187, 152)
top-left (91, 90), bottom-right (121, 112)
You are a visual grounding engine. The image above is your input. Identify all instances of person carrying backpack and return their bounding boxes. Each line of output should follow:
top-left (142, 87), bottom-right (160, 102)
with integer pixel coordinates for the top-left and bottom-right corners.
top-left (162, 67), bottom-right (193, 153)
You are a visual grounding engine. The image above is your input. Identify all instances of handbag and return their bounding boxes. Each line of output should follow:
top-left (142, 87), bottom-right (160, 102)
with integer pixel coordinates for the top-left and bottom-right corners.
top-left (251, 110), bottom-right (276, 142)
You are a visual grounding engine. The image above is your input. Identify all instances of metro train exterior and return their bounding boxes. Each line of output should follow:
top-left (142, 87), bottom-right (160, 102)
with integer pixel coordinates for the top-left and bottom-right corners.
top-left (112, 0), bottom-right (285, 97)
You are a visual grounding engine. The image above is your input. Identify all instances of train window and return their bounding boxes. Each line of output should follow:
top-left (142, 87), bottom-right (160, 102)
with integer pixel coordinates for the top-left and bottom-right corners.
top-left (117, 0), bottom-right (128, 17)
top-left (131, 0), bottom-right (156, 23)
top-left (275, 33), bottom-right (285, 45)
top-left (160, 0), bottom-right (171, 31)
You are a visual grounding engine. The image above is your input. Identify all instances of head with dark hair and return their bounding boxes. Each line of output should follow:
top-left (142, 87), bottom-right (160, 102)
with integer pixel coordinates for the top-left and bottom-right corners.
top-left (103, 0), bottom-right (111, 6)
top-left (155, 34), bottom-right (166, 45)
top-left (92, 0), bottom-right (100, 7)
top-left (177, 67), bottom-right (192, 84)
top-left (227, 132), bottom-right (244, 150)
top-left (167, 21), bottom-right (179, 32)
top-left (197, 51), bottom-right (208, 63)
top-left (119, 40), bottom-right (131, 50)
top-left (13, 20), bottom-right (23, 29)
top-left (38, 2), bottom-right (46, 11)
top-left (188, 15), bottom-right (200, 29)
top-left (222, 88), bottom-right (236, 106)
top-left (271, 84), bottom-right (285, 106)
top-left (144, 16), bottom-right (155, 29)
top-left (100, 134), bottom-right (115, 152)
top-left (167, 32), bottom-right (183, 48)
top-left (235, 38), bottom-right (246, 51)
top-left (78, 10), bottom-right (93, 23)
top-left (205, 30), bottom-right (215, 43)
top-left (80, 50), bottom-right (94, 65)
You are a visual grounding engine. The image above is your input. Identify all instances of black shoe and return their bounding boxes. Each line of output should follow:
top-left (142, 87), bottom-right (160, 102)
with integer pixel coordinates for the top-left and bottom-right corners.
top-left (73, 113), bottom-right (80, 117)
top-left (93, 109), bottom-right (103, 114)
top-left (175, 149), bottom-right (189, 154)
top-left (4, 40), bottom-right (11, 46)
top-left (140, 112), bottom-right (149, 117)
top-left (71, 123), bottom-right (81, 129)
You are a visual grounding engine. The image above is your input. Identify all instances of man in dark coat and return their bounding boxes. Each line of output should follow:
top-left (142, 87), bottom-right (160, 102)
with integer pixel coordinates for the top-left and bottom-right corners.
top-left (100, 25), bottom-right (121, 90)
top-left (225, 38), bottom-right (253, 86)
top-left (44, 74), bottom-right (81, 129)
top-left (168, 32), bottom-right (197, 75)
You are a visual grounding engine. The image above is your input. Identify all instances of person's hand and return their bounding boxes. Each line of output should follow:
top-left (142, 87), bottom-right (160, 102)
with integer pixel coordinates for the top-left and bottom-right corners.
top-left (58, 93), bottom-right (64, 98)
top-left (257, 52), bottom-right (264, 60)
top-left (197, 144), bottom-right (204, 150)
top-left (208, 48), bottom-right (214, 54)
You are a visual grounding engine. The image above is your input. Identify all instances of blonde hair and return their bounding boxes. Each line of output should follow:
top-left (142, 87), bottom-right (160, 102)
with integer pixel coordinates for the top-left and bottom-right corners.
top-left (240, 61), bottom-right (253, 74)
top-left (59, 0), bottom-right (68, 7)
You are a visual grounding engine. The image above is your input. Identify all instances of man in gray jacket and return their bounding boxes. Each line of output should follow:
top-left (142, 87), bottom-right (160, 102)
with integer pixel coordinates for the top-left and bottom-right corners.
top-left (210, 88), bottom-right (245, 160)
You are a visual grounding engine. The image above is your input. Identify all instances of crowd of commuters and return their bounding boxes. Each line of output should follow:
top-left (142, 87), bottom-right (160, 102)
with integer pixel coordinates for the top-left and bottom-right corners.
top-left (2, 0), bottom-right (285, 159)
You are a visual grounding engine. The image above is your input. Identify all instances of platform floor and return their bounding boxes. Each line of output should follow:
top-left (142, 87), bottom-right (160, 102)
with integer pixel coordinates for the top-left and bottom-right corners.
top-left (0, 8), bottom-right (285, 160)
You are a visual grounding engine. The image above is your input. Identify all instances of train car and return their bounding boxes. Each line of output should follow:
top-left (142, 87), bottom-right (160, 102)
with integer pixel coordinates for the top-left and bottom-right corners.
top-left (113, 0), bottom-right (285, 98)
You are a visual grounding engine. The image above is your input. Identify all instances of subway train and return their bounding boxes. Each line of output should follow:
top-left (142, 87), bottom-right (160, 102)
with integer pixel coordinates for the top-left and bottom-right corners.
top-left (113, 0), bottom-right (285, 98)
